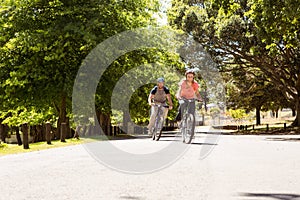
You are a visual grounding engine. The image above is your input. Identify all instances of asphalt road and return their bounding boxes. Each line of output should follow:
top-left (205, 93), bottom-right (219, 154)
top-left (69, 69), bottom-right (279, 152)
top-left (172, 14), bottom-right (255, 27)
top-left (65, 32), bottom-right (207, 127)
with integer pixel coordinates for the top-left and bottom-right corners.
top-left (1, 132), bottom-right (300, 200)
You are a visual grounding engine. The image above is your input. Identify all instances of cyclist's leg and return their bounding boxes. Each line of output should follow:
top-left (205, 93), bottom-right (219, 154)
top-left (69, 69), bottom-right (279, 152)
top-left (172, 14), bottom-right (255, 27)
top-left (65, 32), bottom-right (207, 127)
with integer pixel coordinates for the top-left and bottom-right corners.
top-left (147, 106), bottom-right (158, 134)
top-left (181, 101), bottom-right (189, 117)
top-left (175, 105), bottom-right (181, 122)
top-left (178, 102), bottom-right (188, 128)
top-left (187, 101), bottom-right (196, 139)
top-left (163, 106), bottom-right (168, 119)
top-left (188, 101), bottom-right (196, 115)
top-left (157, 106), bottom-right (167, 130)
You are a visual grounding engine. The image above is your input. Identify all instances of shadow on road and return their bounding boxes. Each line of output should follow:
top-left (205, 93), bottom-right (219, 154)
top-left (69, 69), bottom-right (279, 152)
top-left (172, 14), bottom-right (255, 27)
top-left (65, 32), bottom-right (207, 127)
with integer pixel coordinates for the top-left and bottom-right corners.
top-left (265, 138), bottom-right (300, 142)
top-left (190, 142), bottom-right (218, 146)
top-left (239, 193), bottom-right (300, 200)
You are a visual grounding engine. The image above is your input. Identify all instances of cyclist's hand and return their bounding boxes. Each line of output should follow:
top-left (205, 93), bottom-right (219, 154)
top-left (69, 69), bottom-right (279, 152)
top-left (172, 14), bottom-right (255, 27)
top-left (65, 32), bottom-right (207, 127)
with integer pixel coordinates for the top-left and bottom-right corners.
top-left (169, 105), bottom-right (173, 110)
top-left (178, 99), bottom-right (185, 104)
top-left (149, 102), bottom-right (155, 106)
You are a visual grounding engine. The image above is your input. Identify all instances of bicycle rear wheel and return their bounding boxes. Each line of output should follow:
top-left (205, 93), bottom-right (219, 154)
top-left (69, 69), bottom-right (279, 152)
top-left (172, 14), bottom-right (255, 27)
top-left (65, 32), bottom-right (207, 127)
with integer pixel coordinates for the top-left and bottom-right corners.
top-left (155, 129), bottom-right (163, 141)
top-left (181, 113), bottom-right (195, 144)
top-left (155, 114), bottom-right (164, 141)
top-left (151, 126), bottom-right (157, 140)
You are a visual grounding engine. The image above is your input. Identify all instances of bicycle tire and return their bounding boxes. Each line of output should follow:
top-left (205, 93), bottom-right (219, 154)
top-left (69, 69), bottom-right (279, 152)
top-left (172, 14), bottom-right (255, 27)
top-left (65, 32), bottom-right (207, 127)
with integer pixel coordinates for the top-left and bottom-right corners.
top-left (152, 126), bottom-right (157, 140)
top-left (182, 113), bottom-right (195, 144)
top-left (152, 113), bottom-right (161, 140)
top-left (151, 107), bottom-right (159, 140)
top-left (181, 119), bottom-right (186, 143)
top-left (155, 129), bottom-right (162, 141)
top-left (155, 113), bottom-right (164, 141)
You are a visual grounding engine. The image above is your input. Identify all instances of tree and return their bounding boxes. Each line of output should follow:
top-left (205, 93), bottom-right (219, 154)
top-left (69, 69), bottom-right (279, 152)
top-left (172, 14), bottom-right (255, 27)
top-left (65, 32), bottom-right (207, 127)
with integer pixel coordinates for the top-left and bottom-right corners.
top-left (97, 48), bottom-right (184, 132)
top-left (226, 68), bottom-right (287, 124)
top-left (168, 0), bottom-right (300, 126)
top-left (0, 0), bottom-right (160, 134)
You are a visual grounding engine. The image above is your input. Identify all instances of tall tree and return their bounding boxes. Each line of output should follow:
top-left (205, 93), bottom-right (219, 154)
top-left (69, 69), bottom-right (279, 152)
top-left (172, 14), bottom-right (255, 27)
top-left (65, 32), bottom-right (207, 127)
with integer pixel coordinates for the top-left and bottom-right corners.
top-left (0, 0), bottom-right (159, 133)
top-left (168, 0), bottom-right (300, 126)
top-left (226, 68), bottom-right (287, 125)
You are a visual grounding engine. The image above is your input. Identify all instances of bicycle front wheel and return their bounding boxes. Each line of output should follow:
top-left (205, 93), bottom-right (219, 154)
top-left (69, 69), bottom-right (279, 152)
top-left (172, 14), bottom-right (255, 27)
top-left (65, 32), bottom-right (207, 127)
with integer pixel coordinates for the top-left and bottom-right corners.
top-left (181, 113), bottom-right (195, 144)
top-left (155, 115), bottom-right (164, 141)
top-left (152, 126), bottom-right (157, 140)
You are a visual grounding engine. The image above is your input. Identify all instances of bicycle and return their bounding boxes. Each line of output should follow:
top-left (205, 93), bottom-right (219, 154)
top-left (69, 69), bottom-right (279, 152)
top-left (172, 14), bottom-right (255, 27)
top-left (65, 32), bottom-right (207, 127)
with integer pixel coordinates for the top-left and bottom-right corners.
top-left (179, 98), bottom-right (197, 144)
top-left (150, 104), bottom-right (169, 141)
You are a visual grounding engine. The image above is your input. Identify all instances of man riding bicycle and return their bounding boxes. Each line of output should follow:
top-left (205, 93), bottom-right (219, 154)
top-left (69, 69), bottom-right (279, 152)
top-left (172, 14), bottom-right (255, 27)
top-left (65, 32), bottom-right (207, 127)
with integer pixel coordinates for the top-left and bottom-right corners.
top-left (175, 69), bottom-right (202, 123)
top-left (147, 77), bottom-right (173, 136)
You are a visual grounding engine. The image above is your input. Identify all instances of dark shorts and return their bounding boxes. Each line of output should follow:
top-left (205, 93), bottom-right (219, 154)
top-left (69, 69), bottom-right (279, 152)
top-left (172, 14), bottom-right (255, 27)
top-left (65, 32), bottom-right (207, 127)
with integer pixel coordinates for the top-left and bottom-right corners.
top-left (175, 101), bottom-right (195, 121)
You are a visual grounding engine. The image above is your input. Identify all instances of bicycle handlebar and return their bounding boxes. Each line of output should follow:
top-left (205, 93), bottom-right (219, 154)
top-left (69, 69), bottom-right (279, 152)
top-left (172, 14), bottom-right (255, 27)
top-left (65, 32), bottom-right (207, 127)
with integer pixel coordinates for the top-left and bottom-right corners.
top-left (152, 104), bottom-right (169, 108)
top-left (178, 98), bottom-right (198, 103)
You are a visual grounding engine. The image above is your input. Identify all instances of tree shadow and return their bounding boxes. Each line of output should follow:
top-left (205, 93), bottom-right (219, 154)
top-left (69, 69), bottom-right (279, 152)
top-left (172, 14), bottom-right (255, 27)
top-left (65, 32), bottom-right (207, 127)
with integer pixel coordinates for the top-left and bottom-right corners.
top-left (265, 138), bottom-right (300, 142)
top-left (240, 193), bottom-right (300, 200)
top-left (190, 142), bottom-right (218, 146)
top-left (157, 138), bottom-right (218, 146)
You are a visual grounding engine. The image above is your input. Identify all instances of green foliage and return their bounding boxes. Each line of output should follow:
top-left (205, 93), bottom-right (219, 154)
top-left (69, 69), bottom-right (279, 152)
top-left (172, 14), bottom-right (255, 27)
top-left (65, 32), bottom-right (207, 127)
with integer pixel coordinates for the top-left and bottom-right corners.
top-left (228, 109), bottom-right (249, 122)
top-left (168, 0), bottom-right (300, 125)
top-left (0, 106), bottom-right (56, 126)
top-left (209, 107), bottom-right (220, 118)
top-left (0, 0), bottom-right (160, 126)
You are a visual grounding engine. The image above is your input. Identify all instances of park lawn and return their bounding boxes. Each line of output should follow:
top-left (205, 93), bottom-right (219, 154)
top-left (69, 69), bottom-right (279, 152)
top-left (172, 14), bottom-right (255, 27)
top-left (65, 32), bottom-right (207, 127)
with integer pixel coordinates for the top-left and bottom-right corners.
top-left (233, 126), bottom-right (300, 135)
top-left (0, 138), bottom-right (94, 156)
top-left (0, 134), bottom-right (135, 156)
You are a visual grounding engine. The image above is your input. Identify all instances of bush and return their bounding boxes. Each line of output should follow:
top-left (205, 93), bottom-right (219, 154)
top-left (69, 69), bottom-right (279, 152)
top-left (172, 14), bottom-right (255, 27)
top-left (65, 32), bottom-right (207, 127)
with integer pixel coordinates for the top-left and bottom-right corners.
top-left (228, 109), bottom-right (249, 124)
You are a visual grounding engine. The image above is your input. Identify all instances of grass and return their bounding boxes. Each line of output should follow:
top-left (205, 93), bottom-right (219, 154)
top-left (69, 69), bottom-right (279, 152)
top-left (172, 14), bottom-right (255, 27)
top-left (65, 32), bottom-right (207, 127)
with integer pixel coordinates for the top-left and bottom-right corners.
top-left (0, 134), bottom-right (136, 156)
top-left (230, 125), bottom-right (300, 135)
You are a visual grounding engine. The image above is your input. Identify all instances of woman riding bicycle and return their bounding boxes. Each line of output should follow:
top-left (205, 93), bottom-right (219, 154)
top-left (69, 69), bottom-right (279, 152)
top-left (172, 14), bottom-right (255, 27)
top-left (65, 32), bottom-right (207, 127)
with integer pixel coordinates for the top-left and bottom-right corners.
top-left (175, 69), bottom-right (202, 123)
top-left (147, 77), bottom-right (173, 136)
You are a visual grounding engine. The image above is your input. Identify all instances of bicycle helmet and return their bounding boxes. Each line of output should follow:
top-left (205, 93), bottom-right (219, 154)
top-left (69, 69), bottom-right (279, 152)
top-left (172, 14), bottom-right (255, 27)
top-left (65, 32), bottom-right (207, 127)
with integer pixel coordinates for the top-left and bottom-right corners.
top-left (157, 77), bottom-right (165, 83)
top-left (185, 69), bottom-right (195, 76)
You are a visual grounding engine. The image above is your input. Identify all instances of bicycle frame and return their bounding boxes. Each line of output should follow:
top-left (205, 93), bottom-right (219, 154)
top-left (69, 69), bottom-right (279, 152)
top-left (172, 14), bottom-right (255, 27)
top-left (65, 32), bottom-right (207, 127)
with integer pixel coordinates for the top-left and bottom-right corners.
top-left (179, 98), bottom-right (197, 144)
top-left (151, 104), bottom-right (169, 141)
top-left (180, 98), bottom-right (196, 115)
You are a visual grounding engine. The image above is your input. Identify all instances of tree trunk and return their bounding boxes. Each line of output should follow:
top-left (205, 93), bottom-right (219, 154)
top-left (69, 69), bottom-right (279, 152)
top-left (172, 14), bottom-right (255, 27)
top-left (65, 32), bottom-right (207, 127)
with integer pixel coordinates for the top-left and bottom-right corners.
top-left (61, 123), bottom-right (67, 142)
top-left (66, 117), bottom-right (71, 139)
top-left (15, 127), bottom-right (22, 146)
top-left (31, 125), bottom-right (37, 143)
top-left (122, 110), bottom-right (131, 134)
top-left (93, 115), bottom-right (101, 136)
top-left (0, 123), bottom-right (9, 143)
top-left (41, 124), bottom-right (46, 141)
top-left (96, 110), bottom-right (103, 135)
top-left (0, 123), bottom-right (5, 143)
top-left (22, 123), bottom-right (29, 149)
top-left (57, 94), bottom-right (67, 140)
top-left (45, 122), bottom-right (52, 145)
top-left (292, 96), bottom-right (300, 127)
top-left (36, 125), bottom-right (43, 142)
top-left (292, 76), bottom-right (300, 126)
top-left (292, 109), bottom-right (296, 117)
top-left (256, 106), bottom-right (261, 125)
top-left (99, 112), bottom-right (111, 135)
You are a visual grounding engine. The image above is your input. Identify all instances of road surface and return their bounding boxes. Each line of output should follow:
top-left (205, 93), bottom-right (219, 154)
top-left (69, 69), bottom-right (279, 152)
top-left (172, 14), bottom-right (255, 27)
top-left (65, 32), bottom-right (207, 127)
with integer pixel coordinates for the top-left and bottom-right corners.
top-left (1, 132), bottom-right (300, 200)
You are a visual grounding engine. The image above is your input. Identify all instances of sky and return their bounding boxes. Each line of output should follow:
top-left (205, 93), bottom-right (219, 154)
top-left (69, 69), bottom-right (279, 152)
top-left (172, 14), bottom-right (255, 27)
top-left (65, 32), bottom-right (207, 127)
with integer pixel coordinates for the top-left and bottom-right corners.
top-left (153, 0), bottom-right (172, 25)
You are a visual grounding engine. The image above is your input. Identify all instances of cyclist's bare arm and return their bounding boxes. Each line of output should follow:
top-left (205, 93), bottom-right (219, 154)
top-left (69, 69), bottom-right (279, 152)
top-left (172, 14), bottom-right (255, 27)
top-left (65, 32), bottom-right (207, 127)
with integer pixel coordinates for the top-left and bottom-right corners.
top-left (166, 94), bottom-right (173, 110)
top-left (195, 90), bottom-right (203, 102)
top-left (175, 87), bottom-right (182, 100)
top-left (148, 93), bottom-right (155, 106)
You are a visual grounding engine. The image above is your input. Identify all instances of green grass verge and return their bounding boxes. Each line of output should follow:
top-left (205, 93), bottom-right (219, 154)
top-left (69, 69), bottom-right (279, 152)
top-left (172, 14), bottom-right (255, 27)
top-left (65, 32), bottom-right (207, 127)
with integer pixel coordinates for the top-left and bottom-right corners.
top-left (0, 134), bottom-right (136, 156)
top-left (232, 126), bottom-right (300, 135)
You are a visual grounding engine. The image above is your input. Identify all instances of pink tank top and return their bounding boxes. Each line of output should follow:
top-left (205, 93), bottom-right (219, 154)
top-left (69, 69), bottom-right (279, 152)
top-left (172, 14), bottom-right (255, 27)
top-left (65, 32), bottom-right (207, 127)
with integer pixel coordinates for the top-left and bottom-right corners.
top-left (180, 80), bottom-right (199, 99)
